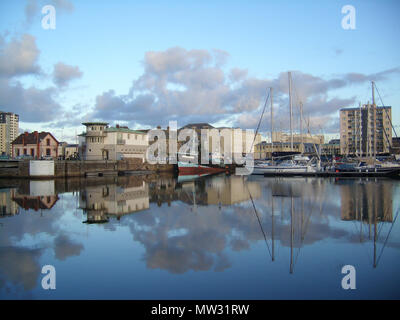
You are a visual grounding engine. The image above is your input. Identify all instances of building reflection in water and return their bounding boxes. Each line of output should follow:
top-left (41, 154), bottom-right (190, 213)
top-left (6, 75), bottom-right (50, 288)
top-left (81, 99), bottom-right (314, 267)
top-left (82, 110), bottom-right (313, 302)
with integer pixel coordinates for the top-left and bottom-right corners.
top-left (206, 175), bottom-right (261, 206)
top-left (80, 178), bottom-right (150, 223)
top-left (339, 179), bottom-right (396, 268)
top-left (0, 188), bottom-right (19, 217)
top-left (340, 180), bottom-right (393, 223)
top-left (0, 180), bottom-right (59, 214)
top-left (0, 174), bottom-right (398, 280)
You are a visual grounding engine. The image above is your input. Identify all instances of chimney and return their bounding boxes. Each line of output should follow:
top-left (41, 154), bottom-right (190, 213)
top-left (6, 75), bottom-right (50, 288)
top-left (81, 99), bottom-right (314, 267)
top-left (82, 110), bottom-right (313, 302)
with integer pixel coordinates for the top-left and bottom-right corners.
top-left (157, 126), bottom-right (161, 129)
top-left (116, 124), bottom-right (119, 128)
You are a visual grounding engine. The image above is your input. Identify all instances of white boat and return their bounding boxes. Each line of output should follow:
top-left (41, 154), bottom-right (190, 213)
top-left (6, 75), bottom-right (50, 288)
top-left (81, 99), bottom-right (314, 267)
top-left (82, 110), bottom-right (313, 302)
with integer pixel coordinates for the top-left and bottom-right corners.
top-left (252, 155), bottom-right (319, 175)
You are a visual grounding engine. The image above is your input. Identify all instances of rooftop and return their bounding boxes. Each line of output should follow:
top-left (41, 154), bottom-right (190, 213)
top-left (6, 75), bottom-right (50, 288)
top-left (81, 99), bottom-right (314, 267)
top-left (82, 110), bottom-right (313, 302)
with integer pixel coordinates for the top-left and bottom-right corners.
top-left (82, 122), bottom-right (109, 126)
top-left (12, 131), bottom-right (59, 145)
top-left (181, 123), bottom-right (215, 130)
top-left (105, 127), bottom-right (146, 134)
top-left (340, 105), bottom-right (391, 111)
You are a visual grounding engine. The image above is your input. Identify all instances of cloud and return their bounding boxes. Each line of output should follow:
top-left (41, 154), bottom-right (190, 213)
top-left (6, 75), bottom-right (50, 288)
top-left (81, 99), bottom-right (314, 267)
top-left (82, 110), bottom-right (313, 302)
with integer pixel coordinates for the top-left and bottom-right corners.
top-left (0, 34), bottom-right (83, 123)
top-left (24, 0), bottom-right (74, 27)
top-left (52, 62), bottom-right (83, 87)
top-left (24, 0), bottom-right (39, 27)
top-left (0, 34), bottom-right (41, 77)
top-left (229, 68), bottom-right (248, 83)
top-left (344, 67), bottom-right (400, 84)
top-left (53, 234), bottom-right (84, 260)
top-left (50, 0), bottom-right (74, 13)
top-left (0, 247), bottom-right (43, 291)
top-left (89, 47), bottom-right (399, 133)
top-left (0, 78), bottom-right (61, 122)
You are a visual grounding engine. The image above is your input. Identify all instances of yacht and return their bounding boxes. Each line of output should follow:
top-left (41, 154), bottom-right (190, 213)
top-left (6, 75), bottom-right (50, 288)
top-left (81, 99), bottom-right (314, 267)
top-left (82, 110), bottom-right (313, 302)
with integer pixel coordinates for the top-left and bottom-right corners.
top-left (252, 155), bottom-right (319, 175)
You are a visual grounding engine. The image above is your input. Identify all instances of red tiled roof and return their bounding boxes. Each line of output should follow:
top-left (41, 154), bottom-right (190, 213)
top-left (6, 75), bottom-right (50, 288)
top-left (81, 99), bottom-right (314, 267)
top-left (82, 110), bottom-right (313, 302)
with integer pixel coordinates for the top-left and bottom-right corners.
top-left (12, 132), bottom-right (59, 145)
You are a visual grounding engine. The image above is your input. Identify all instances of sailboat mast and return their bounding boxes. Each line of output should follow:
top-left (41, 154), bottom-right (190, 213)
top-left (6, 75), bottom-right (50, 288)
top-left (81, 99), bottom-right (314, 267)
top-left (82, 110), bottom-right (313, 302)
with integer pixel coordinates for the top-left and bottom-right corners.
top-left (288, 72), bottom-right (293, 150)
top-left (372, 81), bottom-right (376, 162)
top-left (270, 87), bottom-right (274, 162)
top-left (300, 101), bottom-right (303, 153)
top-left (271, 194), bottom-right (275, 261)
top-left (359, 102), bottom-right (362, 156)
top-left (290, 196), bottom-right (294, 274)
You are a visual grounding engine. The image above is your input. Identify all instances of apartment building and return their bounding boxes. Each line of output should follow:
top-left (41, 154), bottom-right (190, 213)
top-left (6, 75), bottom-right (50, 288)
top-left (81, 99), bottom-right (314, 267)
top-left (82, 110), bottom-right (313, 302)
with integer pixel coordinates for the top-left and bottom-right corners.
top-left (0, 111), bottom-right (19, 156)
top-left (272, 132), bottom-right (324, 145)
top-left (340, 105), bottom-right (392, 155)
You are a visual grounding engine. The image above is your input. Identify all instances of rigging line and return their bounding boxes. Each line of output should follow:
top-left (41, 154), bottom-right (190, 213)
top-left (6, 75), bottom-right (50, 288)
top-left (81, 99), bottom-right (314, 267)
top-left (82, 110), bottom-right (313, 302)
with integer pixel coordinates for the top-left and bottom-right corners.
top-left (294, 189), bottom-right (324, 266)
top-left (374, 83), bottom-right (398, 138)
top-left (246, 184), bottom-right (272, 259)
top-left (376, 206), bottom-right (390, 239)
top-left (249, 90), bottom-right (270, 154)
top-left (376, 208), bottom-right (400, 267)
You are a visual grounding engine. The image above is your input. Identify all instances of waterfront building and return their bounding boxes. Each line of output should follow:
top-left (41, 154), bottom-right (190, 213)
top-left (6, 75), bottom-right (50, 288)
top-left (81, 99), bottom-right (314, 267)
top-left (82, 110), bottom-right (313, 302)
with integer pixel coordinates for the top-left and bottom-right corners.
top-left (58, 142), bottom-right (79, 159)
top-left (78, 122), bottom-right (148, 161)
top-left (0, 111), bottom-right (19, 156)
top-left (57, 142), bottom-right (68, 158)
top-left (340, 105), bottom-right (392, 156)
top-left (272, 132), bottom-right (324, 145)
top-left (254, 141), bottom-right (318, 159)
top-left (320, 139), bottom-right (341, 157)
top-left (179, 123), bottom-right (262, 158)
top-left (391, 137), bottom-right (400, 155)
top-left (12, 131), bottom-right (59, 158)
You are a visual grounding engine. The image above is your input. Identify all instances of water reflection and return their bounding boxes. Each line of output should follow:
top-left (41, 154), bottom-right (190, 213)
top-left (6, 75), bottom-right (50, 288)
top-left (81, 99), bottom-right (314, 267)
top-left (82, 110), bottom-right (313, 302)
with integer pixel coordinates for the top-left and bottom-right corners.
top-left (0, 174), bottom-right (399, 299)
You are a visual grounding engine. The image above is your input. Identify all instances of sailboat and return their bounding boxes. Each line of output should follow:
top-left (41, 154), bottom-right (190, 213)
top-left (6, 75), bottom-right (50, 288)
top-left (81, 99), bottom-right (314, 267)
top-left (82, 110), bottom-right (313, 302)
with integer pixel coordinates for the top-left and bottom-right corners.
top-left (252, 72), bottom-right (320, 175)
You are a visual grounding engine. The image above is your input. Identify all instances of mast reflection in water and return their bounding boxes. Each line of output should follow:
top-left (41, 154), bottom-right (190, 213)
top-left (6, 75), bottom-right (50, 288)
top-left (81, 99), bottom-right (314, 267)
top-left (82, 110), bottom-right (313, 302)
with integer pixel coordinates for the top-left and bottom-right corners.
top-left (0, 174), bottom-right (399, 299)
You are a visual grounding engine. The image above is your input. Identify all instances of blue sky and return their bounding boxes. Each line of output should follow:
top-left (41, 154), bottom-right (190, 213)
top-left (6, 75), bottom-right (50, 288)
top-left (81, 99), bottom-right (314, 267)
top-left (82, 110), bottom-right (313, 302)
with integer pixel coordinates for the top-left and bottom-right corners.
top-left (0, 0), bottom-right (399, 142)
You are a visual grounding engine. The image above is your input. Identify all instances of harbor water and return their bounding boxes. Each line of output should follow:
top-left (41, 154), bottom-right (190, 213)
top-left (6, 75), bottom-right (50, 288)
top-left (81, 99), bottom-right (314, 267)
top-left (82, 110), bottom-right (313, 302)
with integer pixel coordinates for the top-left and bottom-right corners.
top-left (0, 174), bottom-right (399, 299)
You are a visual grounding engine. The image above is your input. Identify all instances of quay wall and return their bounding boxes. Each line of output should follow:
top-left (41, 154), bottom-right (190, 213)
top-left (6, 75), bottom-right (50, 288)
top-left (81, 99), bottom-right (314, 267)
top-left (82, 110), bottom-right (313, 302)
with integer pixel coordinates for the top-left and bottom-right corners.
top-left (0, 159), bottom-right (176, 179)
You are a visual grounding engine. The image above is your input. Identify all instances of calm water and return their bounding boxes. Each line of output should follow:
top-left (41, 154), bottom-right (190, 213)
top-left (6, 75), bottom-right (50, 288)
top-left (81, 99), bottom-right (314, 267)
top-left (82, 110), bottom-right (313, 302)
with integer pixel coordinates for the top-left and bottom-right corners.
top-left (0, 174), bottom-right (399, 299)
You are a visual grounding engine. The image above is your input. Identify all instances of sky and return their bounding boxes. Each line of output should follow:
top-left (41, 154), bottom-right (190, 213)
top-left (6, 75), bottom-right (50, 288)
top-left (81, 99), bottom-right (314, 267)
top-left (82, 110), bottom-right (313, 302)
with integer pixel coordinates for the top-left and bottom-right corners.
top-left (0, 0), bottom-right (399, 143)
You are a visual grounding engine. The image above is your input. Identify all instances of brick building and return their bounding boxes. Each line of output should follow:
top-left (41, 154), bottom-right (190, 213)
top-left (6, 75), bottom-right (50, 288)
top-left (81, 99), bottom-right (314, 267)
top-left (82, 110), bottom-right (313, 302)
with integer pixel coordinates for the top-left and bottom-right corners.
top-left (12, 131), bottom-right (59, 159)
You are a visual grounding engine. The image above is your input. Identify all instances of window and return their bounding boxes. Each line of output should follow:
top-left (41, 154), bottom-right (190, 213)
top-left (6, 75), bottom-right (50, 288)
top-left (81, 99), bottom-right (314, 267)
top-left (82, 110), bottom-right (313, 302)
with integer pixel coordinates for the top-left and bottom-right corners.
top-left (16, 149), bottom-right (20, 156)
top-left (46, 148), bottom-right (51, 156)
top-left (30, 149), bottom-right (34, 156)
top-left (24, 149), bottom-right (27, 155)
top-left (46, 138), bottom-right (50, 146)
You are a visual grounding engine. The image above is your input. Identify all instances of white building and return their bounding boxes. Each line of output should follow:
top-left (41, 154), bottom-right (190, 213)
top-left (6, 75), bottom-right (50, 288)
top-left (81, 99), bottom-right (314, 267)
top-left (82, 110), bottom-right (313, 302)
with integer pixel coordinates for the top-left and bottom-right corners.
top-left (78, 122), bottom-right (148, 161)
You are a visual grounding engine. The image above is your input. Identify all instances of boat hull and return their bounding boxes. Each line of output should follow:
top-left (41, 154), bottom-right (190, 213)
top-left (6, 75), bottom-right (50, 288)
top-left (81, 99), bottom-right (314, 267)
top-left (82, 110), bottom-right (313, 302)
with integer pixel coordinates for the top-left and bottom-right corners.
top-left (178, 162), bottom-right (226, 175)
top-left (252, 165), bottom-right (317, 175)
